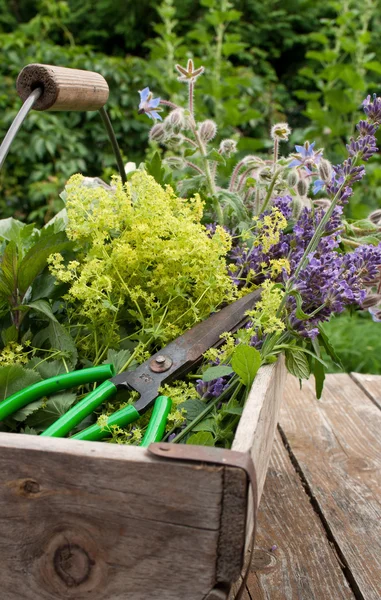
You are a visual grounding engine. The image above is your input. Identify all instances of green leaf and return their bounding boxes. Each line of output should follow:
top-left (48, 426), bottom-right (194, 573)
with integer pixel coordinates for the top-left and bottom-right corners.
top-left (178, 398), bottom-right (206, 424)
top-left (47, 321), bottom-right (78, 368)
top-left (26, 392), bottom-right (77, 431)
top-left (202, 365), bottom-right (233, 382)
top-left (12, 399), bottom-right (45, 422)
top-left (231, 345), bottom-right (261, 388)
top-left (313, 358), bottom-right (325, 400)
top-left (0, 365), bottom-right (42, 401)
top-left (102, 348), bottom-right (131, 374)
top-left (26, 358), bottom-right (67, 379)
top-left (0, 240), bottom-right (18, 298)
top-left (192, 417), bottom-right (217, 433)
top-left (1, 325), bottom-right (18, 345)
top-left (285, 349), bottom-right (310, 380)
top-left (22, 299), bottom-right (58, 322)
top-left (365, 61), bottom-right (381, 75)
top-left (206, 149), bottom-right (226, 164)
top-left (186, 431), bottom-right (214, 446)
top-left (0, 218), bottom-right (36, 254)
top-left (17, 232), bottom-right (72, 298)
top-left (184, 147), bottom-right (197, 158)
top-left (318, 324), bottom-right (343, 369)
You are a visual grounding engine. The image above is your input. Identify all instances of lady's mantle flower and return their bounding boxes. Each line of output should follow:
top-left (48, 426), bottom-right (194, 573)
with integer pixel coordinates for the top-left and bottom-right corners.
top-left (288, 141), bottom-right (323, 172)
top-left (138, 87), bottom-right (162, 121)
top-left (175, 59), bottom-right (205, 83)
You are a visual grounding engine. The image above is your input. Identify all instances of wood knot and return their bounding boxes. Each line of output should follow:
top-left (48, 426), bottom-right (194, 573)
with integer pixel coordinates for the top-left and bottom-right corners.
top-left (251, 549), bottom-right (277, 572)
top-left (21, 479), bottom-right (40, 495)
top-left (54, 544), bottom-right (94, 587)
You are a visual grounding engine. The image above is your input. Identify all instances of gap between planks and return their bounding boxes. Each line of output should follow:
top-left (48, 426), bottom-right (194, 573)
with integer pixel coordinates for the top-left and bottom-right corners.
top-left (276, 373), bottom-right (381, 600)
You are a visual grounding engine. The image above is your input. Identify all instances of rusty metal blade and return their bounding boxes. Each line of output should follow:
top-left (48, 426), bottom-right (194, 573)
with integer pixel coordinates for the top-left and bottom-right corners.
top-left (111, 289), bottom-right (261, 412)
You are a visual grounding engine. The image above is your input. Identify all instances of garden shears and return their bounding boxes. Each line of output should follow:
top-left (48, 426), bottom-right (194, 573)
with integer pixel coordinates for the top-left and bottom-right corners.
top-left (0, 290), bottom-right (260, 444)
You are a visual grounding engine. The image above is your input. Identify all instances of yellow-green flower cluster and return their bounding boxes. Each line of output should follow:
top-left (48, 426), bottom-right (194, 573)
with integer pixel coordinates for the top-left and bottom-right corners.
top-left (0, 342), bottom-right (29, 366)
top-left (245, 280), bottom-right (285, 334)
top-left (50, 171), bottom-right (235, 361)
top-left (253, 207), bottom-right (288, 253)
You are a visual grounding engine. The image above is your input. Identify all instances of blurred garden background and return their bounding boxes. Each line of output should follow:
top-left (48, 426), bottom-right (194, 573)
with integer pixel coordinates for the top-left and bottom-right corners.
top-left (0, 0), bottom-right (381, 373)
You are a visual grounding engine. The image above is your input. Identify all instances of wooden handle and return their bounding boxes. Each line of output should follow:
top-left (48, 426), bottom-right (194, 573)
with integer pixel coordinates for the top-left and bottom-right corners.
top-left (16, 64), bottom-right (109, 111)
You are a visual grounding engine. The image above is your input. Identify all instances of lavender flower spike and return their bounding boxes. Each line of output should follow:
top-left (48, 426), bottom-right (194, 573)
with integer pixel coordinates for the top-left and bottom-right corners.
top-left (138, 87), bottom-right (162, 121)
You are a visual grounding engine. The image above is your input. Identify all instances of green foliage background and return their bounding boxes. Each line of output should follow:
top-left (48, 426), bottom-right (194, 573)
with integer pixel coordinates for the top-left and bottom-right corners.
top-left (0, 0), bottom-right (381, 373)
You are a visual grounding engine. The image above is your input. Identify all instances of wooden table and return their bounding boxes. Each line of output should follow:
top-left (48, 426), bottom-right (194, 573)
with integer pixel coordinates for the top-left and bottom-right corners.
top-left (243, 373), bottom-right (381, 600)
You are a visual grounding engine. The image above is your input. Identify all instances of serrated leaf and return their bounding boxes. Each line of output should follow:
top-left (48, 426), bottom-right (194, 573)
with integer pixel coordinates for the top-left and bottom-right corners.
top-left (12, 399), bottom-right (45, 422)
top-left (102, 348), bottom-right (131, 374)
top-left (47, 321), bottom-right (78, 368)
top-left (285, 349), bottom-right (310, 379)
top-left (0, 365), bottom-right (42, 401)
top-left (178, 398), bottom-right (206, 424)
top-left (1, 325), bottom-right (18, 345)
top-left (231, 345), bottom-right (261, 388)
top-left (202, 365), bottom-right (233, 382)
top-left (186, 431), bottom-right (214, 446)
top-left (26, 392), bottom-right (77, 431)
top-left (26, 358), bottom-right (67, 379)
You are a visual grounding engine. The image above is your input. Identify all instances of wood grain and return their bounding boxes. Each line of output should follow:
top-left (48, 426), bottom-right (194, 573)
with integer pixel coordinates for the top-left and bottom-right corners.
top-left (350, 372), bottom-right (381, 410)
top-left (16, 64), bottom-right (109, 111)
top-left (280, 374), bottom-right (381, 600)
top-left (0, 434), bottom-right (223, 599)
top-left (245, 431), bottom-right (355, 599)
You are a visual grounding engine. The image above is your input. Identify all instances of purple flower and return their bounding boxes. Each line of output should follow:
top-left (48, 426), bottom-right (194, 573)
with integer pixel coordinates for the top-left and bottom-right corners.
top-left (288, 141), bottom-right (323, 171)
top-left (196, 377), bottom-right (229, 400)
top-left (138, 87), bottom-right (162, 121)
top-left (362, 94), bottom-right (381, 123)
top-left (313, 179), bottom-right (325, 195)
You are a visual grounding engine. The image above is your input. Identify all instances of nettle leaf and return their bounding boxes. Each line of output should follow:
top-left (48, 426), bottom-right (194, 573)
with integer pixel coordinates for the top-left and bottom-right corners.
top-left (178, 398), bottom-right (206, 424)
top-left (12, 399), bottom-right (45, 422)
top-left (202, 365), bottom-right (233, 382)
top-left (102, 348), bottom-right (131, 374)
top-left (1, 325), bottom-right (18, 345)
top-left (26, 358), bottom-right (67, 379)
top-left (26, 392), bottom-right (77, 432)
top-left (47, 321), bottom-right (78, 368)
top-left (285, 349), bottom-right (310, 380)
top-left (0, 365), bottom-right (42, 401)
top-left (17, 232), bottom-right (72, 297)
top-left (186, 431), bottom-right (214, 446)
top-left (231, 345), bottom-right (261, 388)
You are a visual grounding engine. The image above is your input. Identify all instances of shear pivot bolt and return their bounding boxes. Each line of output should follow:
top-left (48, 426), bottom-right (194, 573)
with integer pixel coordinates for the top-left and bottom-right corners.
top-left (149, 355), bottom-right (173, 373)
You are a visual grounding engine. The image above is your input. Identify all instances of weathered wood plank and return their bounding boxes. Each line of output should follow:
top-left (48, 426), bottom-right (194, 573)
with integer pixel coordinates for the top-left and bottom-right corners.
top-left (351, 372), bottom-right (381, 410)
top-left (232, 358), bottom-right (286, 506)
top-left (0, 434), bottom-right (223, 599)
top-left (245, 431), bottom-right (355, 599)
top-left (280, 374), bottom-right (381, 600)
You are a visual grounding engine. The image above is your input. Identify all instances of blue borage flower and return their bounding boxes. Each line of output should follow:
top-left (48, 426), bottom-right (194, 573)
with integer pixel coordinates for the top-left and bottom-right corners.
top-left (288, 141), bottom-right (323, 172)
top-left (138, 87), bottom-right (162, 121)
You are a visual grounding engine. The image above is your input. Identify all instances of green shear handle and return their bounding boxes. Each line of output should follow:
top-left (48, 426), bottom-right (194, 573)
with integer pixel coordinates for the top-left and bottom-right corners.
top-left (0, 364), bottom-right (171, 447)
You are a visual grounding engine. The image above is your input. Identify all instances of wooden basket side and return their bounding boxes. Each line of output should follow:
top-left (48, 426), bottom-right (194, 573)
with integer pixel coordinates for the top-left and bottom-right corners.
top-left (0, 434), bottom-right (225, 600)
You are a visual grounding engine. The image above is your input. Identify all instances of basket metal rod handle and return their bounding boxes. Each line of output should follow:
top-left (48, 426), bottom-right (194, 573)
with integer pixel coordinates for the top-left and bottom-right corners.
top-left (0, 64), bottom-right (126, 183)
